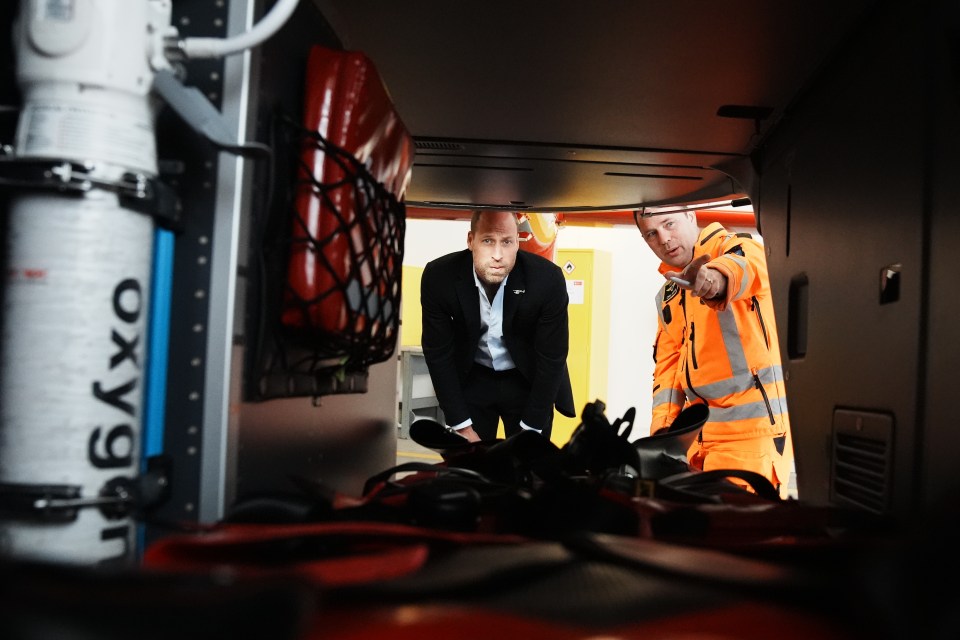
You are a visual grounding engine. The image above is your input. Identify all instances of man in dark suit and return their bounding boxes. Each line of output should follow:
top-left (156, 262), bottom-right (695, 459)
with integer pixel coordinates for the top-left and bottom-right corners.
top-left (420, 210), bottom-right (575, 442)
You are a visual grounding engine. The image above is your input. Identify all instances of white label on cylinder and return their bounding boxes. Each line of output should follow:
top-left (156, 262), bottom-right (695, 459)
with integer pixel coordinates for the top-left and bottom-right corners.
top-left (17, 99), bottom-right (157, 174)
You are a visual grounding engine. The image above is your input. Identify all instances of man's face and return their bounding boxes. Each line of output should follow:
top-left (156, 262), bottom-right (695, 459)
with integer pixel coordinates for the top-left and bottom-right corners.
top-left (468, 211), bottom-right (519, 286)
top-left (636, 211), bottom-right (699, 268)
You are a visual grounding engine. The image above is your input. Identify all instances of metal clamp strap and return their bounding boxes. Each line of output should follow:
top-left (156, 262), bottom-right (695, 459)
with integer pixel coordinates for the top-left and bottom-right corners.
top-left (0, 456), bottom-right (171, 523)
top-left (0, 155), bottom-right (182, 231)
top-left (0, 482), bottom-right (127, 523)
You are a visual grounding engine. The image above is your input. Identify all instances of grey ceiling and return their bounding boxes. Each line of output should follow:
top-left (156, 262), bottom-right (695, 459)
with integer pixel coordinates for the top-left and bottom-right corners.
top-left (317, 0), bottom-right (876, 213)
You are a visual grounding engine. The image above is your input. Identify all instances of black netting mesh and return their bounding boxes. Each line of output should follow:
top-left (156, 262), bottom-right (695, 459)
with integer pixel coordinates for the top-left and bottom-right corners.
top-left (245, 113), bottom-right (406, 401)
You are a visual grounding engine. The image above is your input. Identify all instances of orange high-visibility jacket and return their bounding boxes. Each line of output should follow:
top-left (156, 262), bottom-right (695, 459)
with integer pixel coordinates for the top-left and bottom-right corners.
top-left (650, 222), bottom-right (789, 443)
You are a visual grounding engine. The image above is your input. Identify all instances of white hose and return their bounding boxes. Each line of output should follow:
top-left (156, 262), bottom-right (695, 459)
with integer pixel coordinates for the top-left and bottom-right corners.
top-left (178, 0), bottom-right (300, 59)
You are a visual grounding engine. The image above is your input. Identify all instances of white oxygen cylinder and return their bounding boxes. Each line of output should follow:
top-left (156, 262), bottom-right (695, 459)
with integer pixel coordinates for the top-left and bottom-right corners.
top-left (0, 0), bottom-right (169, 566)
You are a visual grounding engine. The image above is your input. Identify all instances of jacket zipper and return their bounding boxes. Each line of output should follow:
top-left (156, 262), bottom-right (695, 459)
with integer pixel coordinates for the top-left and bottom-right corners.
top-left (753, 368), bottom-right (776, 424)
top-left (751, 296), bottom-right (770, 348)
top-left (689, 321), bottom-right (698, 369)
top-left (682, 289), bottom-right (708, 401)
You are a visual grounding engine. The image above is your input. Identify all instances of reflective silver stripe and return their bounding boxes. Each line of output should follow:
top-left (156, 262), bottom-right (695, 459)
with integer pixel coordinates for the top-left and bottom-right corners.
top-left (652, 397), bottom-right (672, 410)
top-left (759, 365), bottom-right (787, 384)
top-left (717, 307), bottom-right (747, 372)
top-left (685, 365), bottom-right (786, 400)
top-left (653, 386), bottom-right (683, 409)
top-left (708, 399), bottom-right (787, 422)
top-left (727, 254), bottom-right (749, 299)
top-left (655, 288), bottom-right (668, 325)
top-left (772, 393), bottom-right (790, 416)
top-left (767, 376), bottom-right (790, 416)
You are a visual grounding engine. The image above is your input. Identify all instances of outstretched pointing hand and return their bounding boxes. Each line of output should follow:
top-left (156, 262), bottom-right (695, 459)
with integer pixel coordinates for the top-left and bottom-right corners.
top-left (665, 254), bottom-right (725, 299)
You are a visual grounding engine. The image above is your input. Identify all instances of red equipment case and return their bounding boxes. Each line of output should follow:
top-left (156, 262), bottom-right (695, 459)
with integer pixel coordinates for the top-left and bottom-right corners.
top-left (282, 45), bottom-right (415, 337)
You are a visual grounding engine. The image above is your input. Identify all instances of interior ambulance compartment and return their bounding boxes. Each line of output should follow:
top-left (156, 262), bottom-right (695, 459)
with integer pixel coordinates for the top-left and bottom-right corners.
top-left (0, 0), bottom-right (958, 635)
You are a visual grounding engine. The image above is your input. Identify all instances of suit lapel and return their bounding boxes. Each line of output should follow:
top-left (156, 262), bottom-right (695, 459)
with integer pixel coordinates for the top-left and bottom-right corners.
top-left (503, 255), bottom-right (527, 332)
top-left (455, 252), bottom-right (482, 337)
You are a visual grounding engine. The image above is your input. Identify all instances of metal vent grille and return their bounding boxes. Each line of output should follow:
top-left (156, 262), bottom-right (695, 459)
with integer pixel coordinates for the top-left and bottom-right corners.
top-left (415, 140), bottom-right (465, 151)
top-left (830, 409), bottom-right (894, 514)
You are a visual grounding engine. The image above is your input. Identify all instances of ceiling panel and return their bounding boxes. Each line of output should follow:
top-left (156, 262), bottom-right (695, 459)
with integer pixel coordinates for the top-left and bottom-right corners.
top-left (317, 0), bottom-right (877, 212)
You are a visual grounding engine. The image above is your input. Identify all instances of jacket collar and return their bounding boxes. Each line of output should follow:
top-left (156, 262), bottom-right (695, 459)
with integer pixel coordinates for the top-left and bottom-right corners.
top-left (454, 250), bottom-right (529, 333)
top-left (454, 251), bottom-right (481, 335)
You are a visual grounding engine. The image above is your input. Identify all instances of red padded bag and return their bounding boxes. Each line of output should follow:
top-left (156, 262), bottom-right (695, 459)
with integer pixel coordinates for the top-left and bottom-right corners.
top-left (283, 45), bottom-right (414, 341)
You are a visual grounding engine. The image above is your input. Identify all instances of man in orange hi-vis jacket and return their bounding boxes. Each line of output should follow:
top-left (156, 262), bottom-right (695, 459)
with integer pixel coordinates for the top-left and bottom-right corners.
top-left (634, 209), bottom-right (794, 499)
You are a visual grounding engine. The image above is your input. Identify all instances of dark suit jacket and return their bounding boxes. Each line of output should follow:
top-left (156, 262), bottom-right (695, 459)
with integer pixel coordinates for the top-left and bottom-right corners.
top-left (420, 249), bottom-right (576, 430)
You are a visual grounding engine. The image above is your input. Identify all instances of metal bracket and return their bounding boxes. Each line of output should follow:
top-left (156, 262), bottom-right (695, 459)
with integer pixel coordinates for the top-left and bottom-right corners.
top-left (0, 154), bottom-right (182, 231)
top-left (0, 455), bottom-right (172, 523)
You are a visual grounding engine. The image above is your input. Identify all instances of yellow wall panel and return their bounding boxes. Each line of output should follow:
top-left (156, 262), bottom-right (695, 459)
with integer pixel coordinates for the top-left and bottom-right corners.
top-left (401, 265), bottom-right (424, 347)
top-left (554, 249), bottom-right (611, 446)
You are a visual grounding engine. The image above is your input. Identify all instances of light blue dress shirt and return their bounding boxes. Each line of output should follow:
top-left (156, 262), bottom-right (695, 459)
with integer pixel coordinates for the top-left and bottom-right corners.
top-left (448, 267), bottom-right (541, 434)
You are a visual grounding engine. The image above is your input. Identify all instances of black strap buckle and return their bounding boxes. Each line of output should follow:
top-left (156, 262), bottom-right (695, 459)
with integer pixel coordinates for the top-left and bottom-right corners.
top-left (0, 455), bottom-right (171, 523)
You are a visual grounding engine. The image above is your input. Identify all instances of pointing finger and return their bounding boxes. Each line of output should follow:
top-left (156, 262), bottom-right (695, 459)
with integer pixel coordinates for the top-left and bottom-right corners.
top-left (683, 254), bottom-right (711, 280)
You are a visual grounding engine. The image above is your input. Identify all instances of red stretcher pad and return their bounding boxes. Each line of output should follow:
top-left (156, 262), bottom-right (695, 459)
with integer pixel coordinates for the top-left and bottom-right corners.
top-left (283, 44), bottom-right (415, 335)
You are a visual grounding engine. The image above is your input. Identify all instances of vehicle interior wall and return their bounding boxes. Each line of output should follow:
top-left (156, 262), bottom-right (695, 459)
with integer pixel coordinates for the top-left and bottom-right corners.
top-left (756, 1), bottom-right (960, 518)
top-left (921, 24), bottom-right (960, 515)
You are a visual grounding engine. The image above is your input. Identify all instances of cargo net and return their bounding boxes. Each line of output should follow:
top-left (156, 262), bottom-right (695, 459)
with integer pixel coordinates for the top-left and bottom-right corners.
top-left (247, 113), bottom-right (406, 401)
